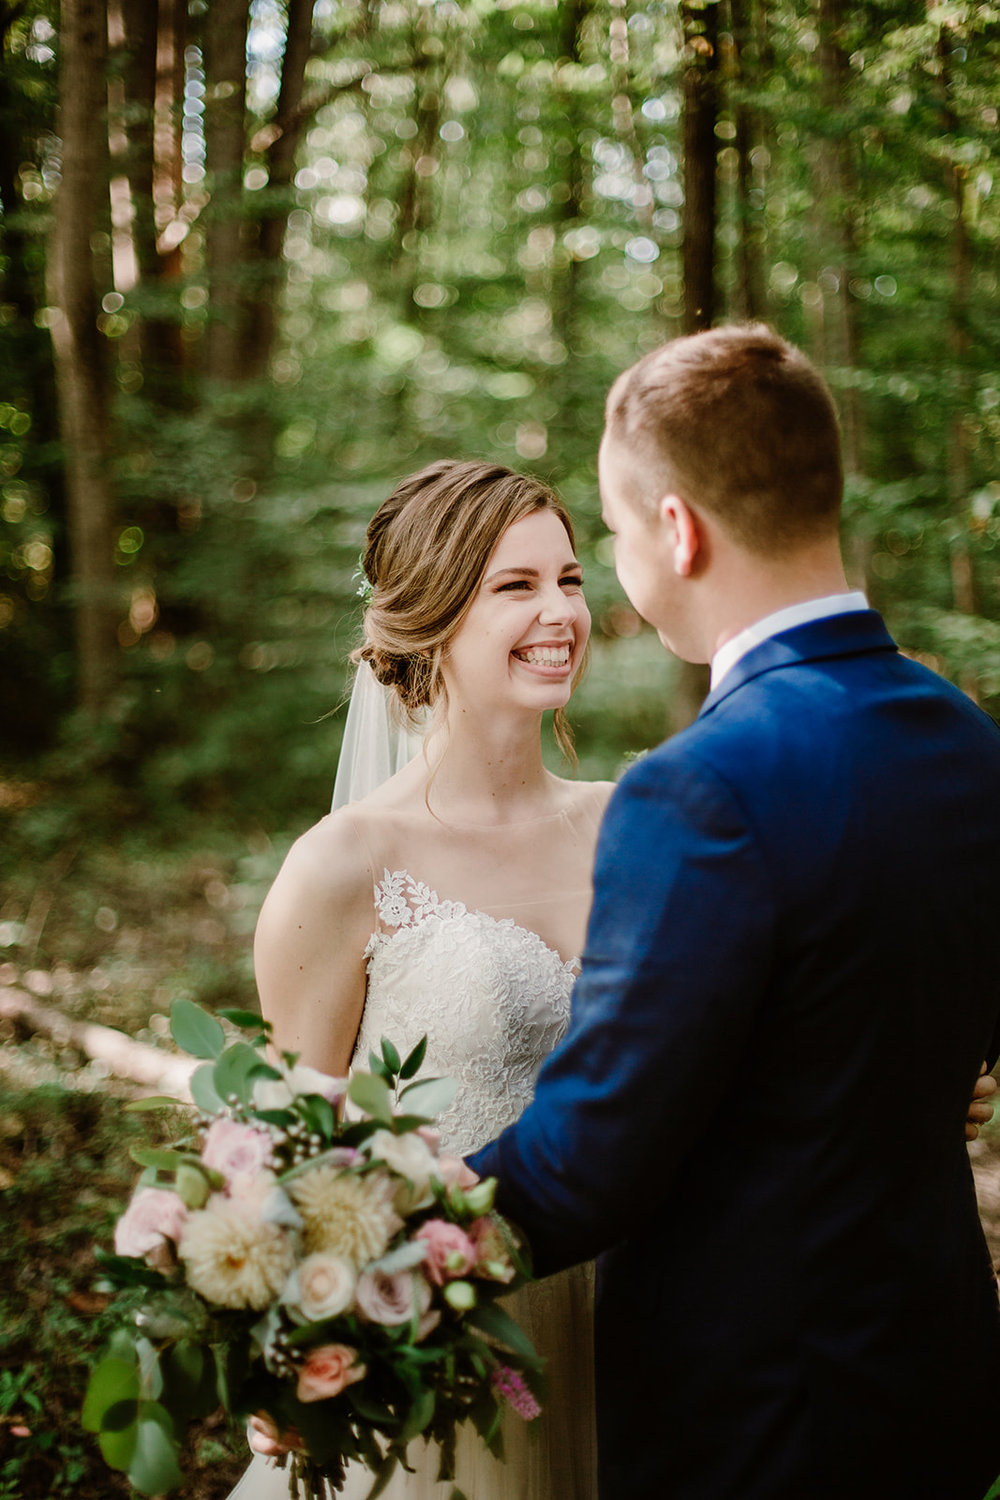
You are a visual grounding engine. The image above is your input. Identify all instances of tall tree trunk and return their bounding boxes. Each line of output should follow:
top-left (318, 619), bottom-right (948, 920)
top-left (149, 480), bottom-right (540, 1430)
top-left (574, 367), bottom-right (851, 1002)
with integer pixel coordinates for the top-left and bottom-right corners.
top-left (108, 0), bottom-right (183, 391)
top-left (814, 0), bottom-right (863, 477)
top-left (240, 0), bottom-right (315, 382)
top-left (154, 0), bottom-right (186, 234)
top-left (728, 0), bottom-right (766, 319)
top-left (549, 0), bottom-right (588, 461)
top-left (0, 4), bottom-right (53, 416)
top-left (49, 0), bottom-right (117, 714)
top-left (681, 0), bottom-right (719, 334)
top-left (203, 0), bottom-right (251, 383)
top-left (118, 0), bottom-right (158, 282)
top-left (811, 0), bottom-right (872, 599)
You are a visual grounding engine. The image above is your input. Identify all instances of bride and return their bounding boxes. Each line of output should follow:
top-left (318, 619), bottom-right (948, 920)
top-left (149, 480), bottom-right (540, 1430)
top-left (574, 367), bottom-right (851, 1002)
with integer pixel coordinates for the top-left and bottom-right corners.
top-left (227, 459), bottom-right (614, 1499)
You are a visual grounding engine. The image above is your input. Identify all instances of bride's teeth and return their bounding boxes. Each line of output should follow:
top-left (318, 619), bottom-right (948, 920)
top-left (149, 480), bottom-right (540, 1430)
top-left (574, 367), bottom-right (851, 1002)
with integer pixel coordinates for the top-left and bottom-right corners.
top-left (516, 646), bottom-right (571, 666)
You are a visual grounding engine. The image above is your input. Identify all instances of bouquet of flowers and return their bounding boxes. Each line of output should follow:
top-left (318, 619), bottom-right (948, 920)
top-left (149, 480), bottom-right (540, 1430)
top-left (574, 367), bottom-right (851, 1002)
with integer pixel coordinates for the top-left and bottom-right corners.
top-left (82, 1000), bottom-right (542, 1499)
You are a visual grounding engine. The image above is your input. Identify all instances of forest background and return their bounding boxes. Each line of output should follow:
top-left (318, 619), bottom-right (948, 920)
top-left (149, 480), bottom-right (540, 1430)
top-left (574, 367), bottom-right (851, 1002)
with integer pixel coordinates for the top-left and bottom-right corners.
top-left (2, 0), bottom-right (1000, 1496)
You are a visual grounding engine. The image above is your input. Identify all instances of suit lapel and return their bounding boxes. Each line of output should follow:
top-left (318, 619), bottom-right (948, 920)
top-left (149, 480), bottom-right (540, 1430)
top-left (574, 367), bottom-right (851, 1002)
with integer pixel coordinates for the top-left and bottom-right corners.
top-left (698, 610), bottom-right (898, 719)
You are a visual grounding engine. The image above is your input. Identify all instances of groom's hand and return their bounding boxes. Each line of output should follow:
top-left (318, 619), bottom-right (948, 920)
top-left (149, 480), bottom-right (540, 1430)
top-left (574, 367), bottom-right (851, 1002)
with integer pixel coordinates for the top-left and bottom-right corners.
top-left (966, 1063), bottom-right (997, 1141)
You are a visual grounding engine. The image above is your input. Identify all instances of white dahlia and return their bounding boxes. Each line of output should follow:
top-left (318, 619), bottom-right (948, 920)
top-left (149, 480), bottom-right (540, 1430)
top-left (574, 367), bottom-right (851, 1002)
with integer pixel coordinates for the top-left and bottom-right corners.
top-left (179, 1197), bottom-right (294, 1310)
top-left (289, 1167), bottom-right (402, 1267)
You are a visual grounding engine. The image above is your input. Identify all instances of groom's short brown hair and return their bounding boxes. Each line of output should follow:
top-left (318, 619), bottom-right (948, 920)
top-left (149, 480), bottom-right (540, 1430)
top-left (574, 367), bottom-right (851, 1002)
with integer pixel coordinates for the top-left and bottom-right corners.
top-left (603, 324), bottom-right (843, 552)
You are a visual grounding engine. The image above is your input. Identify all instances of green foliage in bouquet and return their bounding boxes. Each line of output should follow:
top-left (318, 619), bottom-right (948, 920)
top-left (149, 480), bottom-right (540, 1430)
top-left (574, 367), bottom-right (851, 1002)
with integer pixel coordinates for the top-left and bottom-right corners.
top-left (82, 1002), bottom-right (543, 1499)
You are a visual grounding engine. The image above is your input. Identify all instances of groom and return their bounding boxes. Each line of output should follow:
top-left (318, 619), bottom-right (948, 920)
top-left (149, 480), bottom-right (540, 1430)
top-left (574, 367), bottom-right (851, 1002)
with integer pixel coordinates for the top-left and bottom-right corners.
top-left (470, 325), bottom-right (1000, 1499)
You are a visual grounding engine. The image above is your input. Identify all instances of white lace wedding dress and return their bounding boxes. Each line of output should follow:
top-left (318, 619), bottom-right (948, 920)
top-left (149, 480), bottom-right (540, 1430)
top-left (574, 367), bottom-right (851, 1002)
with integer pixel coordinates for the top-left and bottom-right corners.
top-left (229, 786), bottom-right (607, 1500)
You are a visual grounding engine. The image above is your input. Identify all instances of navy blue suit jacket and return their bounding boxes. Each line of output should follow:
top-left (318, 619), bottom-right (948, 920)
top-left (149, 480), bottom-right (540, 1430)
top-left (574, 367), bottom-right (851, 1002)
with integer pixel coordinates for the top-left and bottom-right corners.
top-left (471, 612), bottom-right (1000, 1500)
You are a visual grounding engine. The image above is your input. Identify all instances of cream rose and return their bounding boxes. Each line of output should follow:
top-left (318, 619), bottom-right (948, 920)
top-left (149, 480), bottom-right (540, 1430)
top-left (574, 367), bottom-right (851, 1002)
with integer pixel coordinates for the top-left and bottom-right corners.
top-left (366, 1129), bottom-right (438, 1210)
top-left (284, 1253), bottom-right (357, 1323)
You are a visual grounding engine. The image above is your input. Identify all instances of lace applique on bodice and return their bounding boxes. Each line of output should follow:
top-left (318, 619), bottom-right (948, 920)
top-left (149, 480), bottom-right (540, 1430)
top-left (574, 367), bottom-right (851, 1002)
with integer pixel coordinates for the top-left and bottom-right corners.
top-left (351, 870), bottom-right (578, 1156)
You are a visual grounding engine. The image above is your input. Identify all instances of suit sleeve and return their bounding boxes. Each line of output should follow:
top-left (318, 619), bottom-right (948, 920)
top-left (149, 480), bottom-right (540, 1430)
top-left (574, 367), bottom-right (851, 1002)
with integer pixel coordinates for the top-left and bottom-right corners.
top-left (469, 749), bottom-right (775, 1274)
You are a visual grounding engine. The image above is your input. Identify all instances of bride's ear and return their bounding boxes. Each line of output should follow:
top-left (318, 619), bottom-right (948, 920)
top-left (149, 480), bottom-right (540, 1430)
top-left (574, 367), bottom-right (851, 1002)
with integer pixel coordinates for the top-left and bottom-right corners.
top-left (659, 494), bottom-right (701, 578)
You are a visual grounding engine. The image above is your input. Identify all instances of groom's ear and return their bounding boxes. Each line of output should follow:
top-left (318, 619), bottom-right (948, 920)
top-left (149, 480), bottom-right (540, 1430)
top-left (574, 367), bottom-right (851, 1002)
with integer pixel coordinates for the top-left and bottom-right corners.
top-left (659, 493), bottom-right (701, 578)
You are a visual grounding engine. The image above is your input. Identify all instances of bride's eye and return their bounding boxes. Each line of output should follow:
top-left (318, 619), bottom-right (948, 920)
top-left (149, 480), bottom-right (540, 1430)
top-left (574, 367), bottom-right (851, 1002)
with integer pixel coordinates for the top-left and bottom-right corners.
top-left (496, 579), bottom-right (532, 592)
top-left (560, 573), bottom-right (584, 591)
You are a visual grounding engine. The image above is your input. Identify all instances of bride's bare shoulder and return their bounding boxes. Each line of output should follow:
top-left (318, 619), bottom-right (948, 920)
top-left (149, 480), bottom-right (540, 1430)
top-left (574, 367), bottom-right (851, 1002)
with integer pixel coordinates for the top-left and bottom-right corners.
top-left (269, 806), bottom-right (373, 903)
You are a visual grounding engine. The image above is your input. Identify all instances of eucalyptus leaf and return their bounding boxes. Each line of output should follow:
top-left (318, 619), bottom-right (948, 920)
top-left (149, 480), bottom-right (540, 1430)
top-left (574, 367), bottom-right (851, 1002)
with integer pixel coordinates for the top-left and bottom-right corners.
top-left (99, 1419), bottom-right (138, 1472)
top-left (123, 1095), bottom-right (178, 1112)
top-left (82, 1356), bottom-right (139, 1432)
top-left (380, 1036), bottom-right (401, 1074)
top-left (400, 1387), bottom-right (435, 1443)
top-left (370, 1238), bottom-right (429, 1275)
top-left (213, 1040), bottom-right (275, 1107)
top-left (297, 1093), bottom-right (335, 1138)
top-left (398, 1076), bottom-right (458, 1118)
top-left (190, 1061), bottom-right (224, 1114)
top-left (100, 1397), bottom-right (139, 1433)
top-left (466, 1301), bottom-right (539, 1362)
top-left (129, 1147), bottom-right (190, 1172)
top-left (390, 1113), bottom-right (435, 1133)
top-left (368, 1049), bottom-right (393, 1082)
top-left (398, 1035), bottom-right (428, 1080)
top-left (254, 1107), bottom-right (296, 1127)
top-left (127, 1403), bottom-right (184, 1495)
top-left (348, 1070), bottom-right (393, 1122)
top-left (217, 1007), bottom-right (271, 1032)
top-left (170, 998), bottom-right (224, 1060)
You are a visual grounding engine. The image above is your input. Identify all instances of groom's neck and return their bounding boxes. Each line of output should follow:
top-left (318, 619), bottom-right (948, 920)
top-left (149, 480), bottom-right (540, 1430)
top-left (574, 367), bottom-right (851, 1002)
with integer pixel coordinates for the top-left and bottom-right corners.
top-left (695, 533), bottom-right (853, 665)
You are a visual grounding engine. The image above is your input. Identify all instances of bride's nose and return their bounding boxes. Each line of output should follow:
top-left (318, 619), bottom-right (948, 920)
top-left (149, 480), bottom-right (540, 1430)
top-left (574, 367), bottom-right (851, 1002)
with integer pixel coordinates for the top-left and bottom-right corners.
top-left (537, 583), bottom-right (573, 624)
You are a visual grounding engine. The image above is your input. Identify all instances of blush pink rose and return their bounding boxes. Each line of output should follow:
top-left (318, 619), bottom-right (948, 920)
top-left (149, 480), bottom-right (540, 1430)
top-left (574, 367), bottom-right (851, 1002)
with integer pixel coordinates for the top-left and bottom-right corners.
top-left (201, 1118), bottom-right (273, 1182)
top-left (296, 1344), bottom-right (366, 1404)
top-left (415, 1219), bottom-right (476, 1285)
top-left (114, 1187), bottom-right (188, 1259)
top-left (355, 1267), bottom-right (432, 1327)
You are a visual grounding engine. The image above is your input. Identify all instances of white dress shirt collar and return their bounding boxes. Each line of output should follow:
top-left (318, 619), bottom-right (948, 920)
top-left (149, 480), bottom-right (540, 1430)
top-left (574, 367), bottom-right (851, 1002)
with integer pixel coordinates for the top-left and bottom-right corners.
top-left (709, 591), bottom-right (870, 690)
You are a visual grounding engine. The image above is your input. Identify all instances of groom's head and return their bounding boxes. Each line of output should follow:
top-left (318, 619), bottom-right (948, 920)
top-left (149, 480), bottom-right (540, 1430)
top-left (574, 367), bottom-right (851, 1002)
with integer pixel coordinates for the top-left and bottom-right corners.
top-left (598, 325), bottom-right (848, 659)
top-left (601, 323), bottom-right (843, 554)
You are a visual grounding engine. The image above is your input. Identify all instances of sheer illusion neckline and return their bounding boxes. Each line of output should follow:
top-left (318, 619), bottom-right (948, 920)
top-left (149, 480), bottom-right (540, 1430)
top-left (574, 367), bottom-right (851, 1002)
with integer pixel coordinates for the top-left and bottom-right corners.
top-left (418, 801), bottom-right (586, 833)
top-left (367, 868), bottom-right (582, 971)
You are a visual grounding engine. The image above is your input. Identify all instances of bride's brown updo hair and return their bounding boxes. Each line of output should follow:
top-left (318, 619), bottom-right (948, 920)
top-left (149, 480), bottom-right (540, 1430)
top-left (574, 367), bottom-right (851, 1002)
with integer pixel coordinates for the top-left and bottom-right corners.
top-left (355, 459), bottom-right (583, 753)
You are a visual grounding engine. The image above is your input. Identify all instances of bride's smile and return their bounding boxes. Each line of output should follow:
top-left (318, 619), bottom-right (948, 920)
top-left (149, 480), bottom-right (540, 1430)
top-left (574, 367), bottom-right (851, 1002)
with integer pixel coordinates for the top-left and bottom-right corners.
top-left (511, 641), bottom-right (573, 672)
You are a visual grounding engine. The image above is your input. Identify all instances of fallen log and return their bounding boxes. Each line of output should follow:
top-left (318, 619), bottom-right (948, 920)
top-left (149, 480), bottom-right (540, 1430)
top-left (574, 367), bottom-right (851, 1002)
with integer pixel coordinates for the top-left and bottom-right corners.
top-left (0, 985), bottom-right (196, 1101)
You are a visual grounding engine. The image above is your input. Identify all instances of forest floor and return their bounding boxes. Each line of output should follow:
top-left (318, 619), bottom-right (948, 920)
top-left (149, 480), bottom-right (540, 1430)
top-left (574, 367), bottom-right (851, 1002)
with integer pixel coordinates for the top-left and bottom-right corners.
top-left (0, 835), bottom-right (276, 1500)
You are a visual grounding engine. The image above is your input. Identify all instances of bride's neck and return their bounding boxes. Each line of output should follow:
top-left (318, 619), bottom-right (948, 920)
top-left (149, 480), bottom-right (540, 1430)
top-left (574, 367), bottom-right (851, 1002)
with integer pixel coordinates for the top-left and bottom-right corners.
top-left (421, 711), bottom-right (555, 824)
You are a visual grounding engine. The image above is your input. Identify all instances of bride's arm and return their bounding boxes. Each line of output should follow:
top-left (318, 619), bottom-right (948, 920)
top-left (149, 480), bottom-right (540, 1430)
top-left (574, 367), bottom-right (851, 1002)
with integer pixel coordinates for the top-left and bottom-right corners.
top-left (253, 812), bottom-right (373, 1076)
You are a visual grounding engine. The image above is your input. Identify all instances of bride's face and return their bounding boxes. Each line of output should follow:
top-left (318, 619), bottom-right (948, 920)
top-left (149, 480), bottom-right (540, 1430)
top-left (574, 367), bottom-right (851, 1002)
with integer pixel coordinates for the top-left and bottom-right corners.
top-left (441, 508), bottom-right (590, 720)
